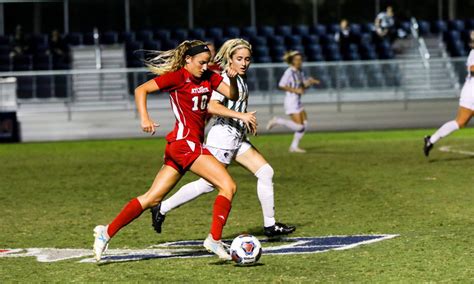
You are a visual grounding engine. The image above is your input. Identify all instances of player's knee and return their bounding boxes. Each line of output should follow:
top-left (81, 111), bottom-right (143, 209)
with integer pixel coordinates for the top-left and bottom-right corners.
top-left (137, 194), bottom-right (161, 209)
top-left (255, 164), bottom-right (274, 180)
top-left (219, 178), bottom-right (237, 196)
top-left (295, 124), bottom-right (305, 132)
top-left (456, 119), bottom-right (466, 128)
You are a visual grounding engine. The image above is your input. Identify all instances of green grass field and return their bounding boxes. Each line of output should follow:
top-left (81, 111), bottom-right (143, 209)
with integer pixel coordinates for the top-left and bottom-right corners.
top-left (1, 129), bottom-right (474, 282)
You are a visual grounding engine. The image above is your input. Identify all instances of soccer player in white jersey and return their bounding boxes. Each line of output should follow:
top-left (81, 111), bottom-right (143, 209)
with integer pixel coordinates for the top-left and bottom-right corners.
top-left (424, 31), bottom-right (474, 156)
top-left (266, 50), bottom-right (319, 153)
top-left (150, 39), bottom-right (296, 237)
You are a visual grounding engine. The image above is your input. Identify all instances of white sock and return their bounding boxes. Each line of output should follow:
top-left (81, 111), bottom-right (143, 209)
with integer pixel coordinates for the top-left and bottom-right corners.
top-left (430, 120), bottom-right (459, 144)
top-left (290, 122), bottom-right (306, 149)
top-left (160, 178), bottom-right (214, 215)
top-left (254, 164), bottom-right (275, 227)
top-left (275, 117), bottom-right (304, 132)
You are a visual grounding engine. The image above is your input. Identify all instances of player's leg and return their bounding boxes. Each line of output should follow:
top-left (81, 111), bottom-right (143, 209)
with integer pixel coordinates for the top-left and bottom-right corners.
top-left (151, 147), bottom-right (233, 234)
top-left (189, 154), bottom-right (236, 260)
top-left (424, 107), bottom-right (473, 156)
top-left (289, 111), bottom-right (307, 153)
top-left (93, 165), bottom-right (182, 261)
top-left (235, 143), bottom-right (296, 237)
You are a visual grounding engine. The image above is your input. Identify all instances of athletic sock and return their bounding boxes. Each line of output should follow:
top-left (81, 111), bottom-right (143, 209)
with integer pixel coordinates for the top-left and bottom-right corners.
top-left (160, 178), bottom-right (214, 215)
top-left (430, 120), bottom-right (460, 144)
top-left (107, 198), bottom-right (143, 238)
top-left (210, 195), bottom-right (232, 241)
top-left (291, 130), bottom-right (305, 149)
top-left (255, 164), bottom-right (276, 227)
top-left (275, 117), bottom-right (304, 132)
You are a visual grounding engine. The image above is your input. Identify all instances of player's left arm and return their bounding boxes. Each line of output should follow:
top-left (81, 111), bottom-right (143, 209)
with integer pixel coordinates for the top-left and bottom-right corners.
top-left (215, 68), bottom-right (239, 101)
top-left (303, 77), bottom-right (320, 88)
top-left (208, 100), bottom-right (258, 135)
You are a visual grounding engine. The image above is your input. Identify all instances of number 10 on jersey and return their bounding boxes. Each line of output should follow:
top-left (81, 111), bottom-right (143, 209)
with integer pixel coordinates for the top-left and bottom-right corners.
top-left (191, 95), bottom-right (208, 111)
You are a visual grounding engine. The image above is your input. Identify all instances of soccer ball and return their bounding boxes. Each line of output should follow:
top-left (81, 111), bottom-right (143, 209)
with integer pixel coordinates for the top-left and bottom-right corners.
top-left (230, 234), bottom-right (262, 265)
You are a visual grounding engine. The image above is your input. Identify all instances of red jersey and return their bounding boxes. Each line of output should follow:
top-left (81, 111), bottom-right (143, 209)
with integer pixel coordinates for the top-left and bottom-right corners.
top-left (208, 64), bottom-right (223, 73)
top-left (154, 68), bottom-right (223, 143)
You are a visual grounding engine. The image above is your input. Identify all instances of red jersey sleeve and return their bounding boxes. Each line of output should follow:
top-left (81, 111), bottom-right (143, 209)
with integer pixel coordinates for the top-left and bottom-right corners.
top-left (209, 71), bottom-right (224, 90)
top-left (153, 70), bottom-right (183, 92)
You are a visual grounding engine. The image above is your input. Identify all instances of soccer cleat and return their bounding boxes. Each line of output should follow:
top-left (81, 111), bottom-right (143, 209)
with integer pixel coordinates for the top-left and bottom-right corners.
top-left (203, 234), bottom-right (232, 261)
top-left (266, 117), bottom-right (278, 130)
top-left (264, 222), bottom-right (296, 237)
top-left (150, 203), bottom-right (166, 234)
top-left (289, 147), bottom-right (306, 153)
top-left (423, 136), bottom-right (434, 157)
top-left (93, 225), bottom-right (110, 262)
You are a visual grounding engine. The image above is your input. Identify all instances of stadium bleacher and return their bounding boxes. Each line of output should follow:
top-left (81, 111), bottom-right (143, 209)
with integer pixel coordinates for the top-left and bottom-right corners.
top-left (0, 19), bottom-right (472, 73)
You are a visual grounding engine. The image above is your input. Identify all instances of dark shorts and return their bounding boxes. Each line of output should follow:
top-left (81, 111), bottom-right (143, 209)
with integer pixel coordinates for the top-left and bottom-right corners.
top-left (164, 139), bottom-right (212, 174)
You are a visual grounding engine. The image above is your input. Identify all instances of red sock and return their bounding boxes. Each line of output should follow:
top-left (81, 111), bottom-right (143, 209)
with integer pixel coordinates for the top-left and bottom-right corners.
top-left (210, 195), bottom-right (232, 240)
top-left (107, 198), bottom-right (143, 238)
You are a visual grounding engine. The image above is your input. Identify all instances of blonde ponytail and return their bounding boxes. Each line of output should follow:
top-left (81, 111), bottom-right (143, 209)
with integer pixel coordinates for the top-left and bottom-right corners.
top-left (214, 38), bottom-right (252, 70)
top-left (144, 40), bottom-right (207, 75)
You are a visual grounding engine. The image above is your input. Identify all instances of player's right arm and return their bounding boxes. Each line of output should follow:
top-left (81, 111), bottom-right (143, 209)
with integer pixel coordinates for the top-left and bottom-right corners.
top-left (134, 79), bottom-right (160, 135)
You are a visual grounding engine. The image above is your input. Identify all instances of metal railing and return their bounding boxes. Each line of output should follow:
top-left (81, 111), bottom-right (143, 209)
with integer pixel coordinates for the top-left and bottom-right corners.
top-left (0, 57), bottom-right (467, 119)
top-left (410, 17), bottom-right (430, 67)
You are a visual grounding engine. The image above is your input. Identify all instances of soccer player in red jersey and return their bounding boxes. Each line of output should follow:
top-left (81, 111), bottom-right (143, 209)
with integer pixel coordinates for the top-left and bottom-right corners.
top-left (92, 40), bottom-right (257, 261)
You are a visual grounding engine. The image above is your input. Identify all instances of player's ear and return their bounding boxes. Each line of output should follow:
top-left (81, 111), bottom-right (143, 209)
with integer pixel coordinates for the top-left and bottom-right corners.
top-left (185, 55), bottom-right (192, 64)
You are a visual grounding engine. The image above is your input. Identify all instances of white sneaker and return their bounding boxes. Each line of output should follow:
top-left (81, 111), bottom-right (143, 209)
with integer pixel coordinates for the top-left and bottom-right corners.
top-left (289, 147), bottom-right (306, 153)
top-left (203, 234), bottom-right (231, 261)
top-left (93, 225), bottom-right (110, 262)
top-left (266, 117), bottom-right (278, 130)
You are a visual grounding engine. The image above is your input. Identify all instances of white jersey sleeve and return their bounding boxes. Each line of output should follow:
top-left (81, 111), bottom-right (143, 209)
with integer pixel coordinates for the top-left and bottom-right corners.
top-left (278, 68), bottom-right (293, 88)
top-left (211, 74), bottom-right (230, 102)
top-left (467, 50), bottom-right (474, 70)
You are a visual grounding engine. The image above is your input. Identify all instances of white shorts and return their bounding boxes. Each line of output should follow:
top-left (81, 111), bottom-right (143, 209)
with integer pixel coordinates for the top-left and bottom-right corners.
top-left (459, 79), bottom-right (474, 110)
top-left (206, 140), bottom-right (253, 165)
top-left (284, 93), bottom-right (304, 115)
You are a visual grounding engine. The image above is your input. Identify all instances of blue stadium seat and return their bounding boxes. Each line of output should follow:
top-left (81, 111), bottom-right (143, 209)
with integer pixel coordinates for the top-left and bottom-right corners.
top-left (285, 35), bottom-right (302, 47)
top-left (119, 31), bottom-right (135, 43)
top-left (250, 36), bottom-right (267, 46)
top-left (0, 55), bottom-right (11, 71)
top-left (311, 24), bottom-right (327, 36)
top-left (324, 44), bottom-right (342, 61)
top-left (306, 44), bottom-right (322, 55)
top-left (154, 29), bottom-right (171, 41)
top-left (320, 34), bottom-right (336, 45)
top-left (207, 27), bottom-right (223, 40)
top-left (254, 46), bottom-right (270, 57)
top-left (172, 29), bottom-right (188, 42)
top-left (362, 23), bottom-right (376, 33)
top-left (34, 43), bottom-right (49, 56)
top-left (33, 54), bottom-right (52, 70)
top-left (276, 25), bottom-right (292, 37)
top-left (432, 20), bottom-right (448, 34)
top-left (293, 25), bottom-right (309, 36)
top-left (302, 35), bottom-right (319, 46)
top-left (399, 21), bottom-right (411, 33)
top-left (328, 23), bottom-right (340, 34)
top-left (225, 27), bottom-right (240, 38)
top-left (350, 24), bottom-right (362, 35)
top-left (445, 30), bottom-right (461, 42)
top-left (83, 32), bottom-right (95, 45)
top-left (144, 40), bottom-right (161, 50)
top-left (136, 30), bottom-right (154, 42)
top-left (418, 21), bottom-right (430, 36)
top-left (241, 26), bottom-right (257, 38)
top-left (449, 39), bottom-right (467, 57)
top-left (31, 34), bottom-right (48, 47)
top-left (465, 19), bottom-right (474, 30)
top-left (289, 45), bottom-right (305, 55)
top-left (36, 75), bottom-right (53, 98)
top-left (268, 35), bottom-right (285, 46)
top-left (101, 31), bottom-right (118, 44)
top-left (306, 44), bottom-right (324, 61)
top-left (270, 45), bottom-right (286, 61)
top-left (377, 40), bottom-right (394, 59)
top-left (189, 28), bottom-right (206, 40)
top-left (66, 33), bottom-right (83, 46)
top-left (359, 33), bottom-right (373, 45)
top-left (255, 56), bottom-right (272, 63)
top-left (163, 39), bottom-right (179, 50)
top-left (307, 52), bottom-right (324, 62)
top-left (258, 26), bottom-right (274, 37)
top-left (449, 19), bottom-right (465, 31)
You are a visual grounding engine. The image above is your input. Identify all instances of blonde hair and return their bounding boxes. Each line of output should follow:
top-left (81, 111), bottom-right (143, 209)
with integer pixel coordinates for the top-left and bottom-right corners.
top-left (214, 38), bottom-right (252, 70)
top-left (144, 40), bottom-right (208, 75)
top-left (283, 50), bottom-right (302, 65)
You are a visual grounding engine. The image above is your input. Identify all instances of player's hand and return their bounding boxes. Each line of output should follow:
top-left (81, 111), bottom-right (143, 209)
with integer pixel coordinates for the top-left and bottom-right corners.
top-left (226, 67), bottom-right (238, 78)
top-left (294, 87), bottom-right (305, 95)
top-left (308, 77), bottom-right (320, 85)
top-left (240, 111), bottom-right (258, 136)
top-left (141, 117), bottom-right (160, 135)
